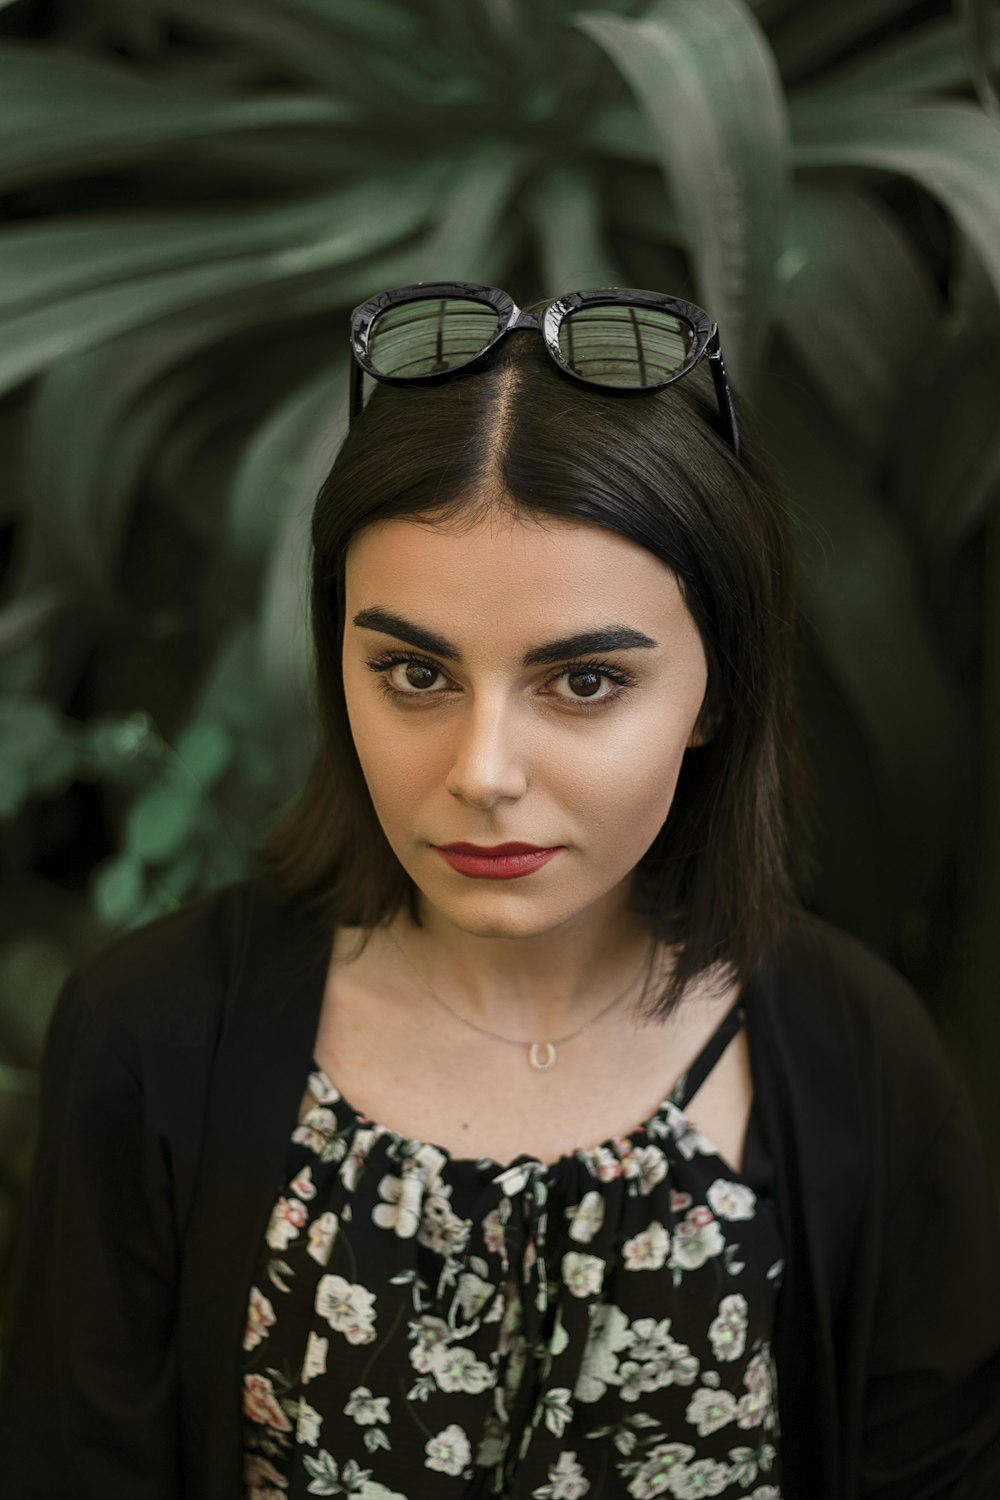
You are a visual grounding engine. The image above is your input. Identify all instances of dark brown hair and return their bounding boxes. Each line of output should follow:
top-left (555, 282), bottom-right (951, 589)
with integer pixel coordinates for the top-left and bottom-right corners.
top-left (259, 334), bottom-right (806, 1015)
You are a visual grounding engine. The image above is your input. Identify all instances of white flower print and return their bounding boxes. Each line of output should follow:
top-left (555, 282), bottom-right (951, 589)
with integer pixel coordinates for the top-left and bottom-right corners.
top-left (295, 1396), bottom-right (322, 1446)
top-left (315, 1274), bottom-right (377, 1345)
top-left (345, 1385), bottom-right (391, 1426)
top-left (533, 1450), bottom-right (590, 1499)
top-left (539, 1386), bottom-right (574, 1437)
top-left (307, 1210), bottom-right (338, 1267)
top-left (360, 1485), bottom-right (407, 1500)
top-left (475, 1414), bottom-right (508, 1469)
top-left (290, 1165), bottom-right (317, 1200)
top-left (574, 1303), bottom-right (632, 1402)
top-left (671, 1208), bottom-right (725, 1270)
top-left (455, 1270), bottom-right (495, 1321)
top-left (493, 1160), bottom-right (539, 1196)
top-left (706, 1178), bottom-right (757, 1221)
top-left (618, 1360), bottom-right (662, 1402)
top-left (291, 1106), bottom-right (337, 1156)
top-left (628, 1316), bottom-right (674, 1362)
top-left (482, 1206), bottom-right (506, 1256)
top-left (409, 1315), bottom-right (452, 1373)
top-left (627, 1443), bottom-right (695, 1498)
top-left (633, 1144), bottom-right (669, 1195)
top-left (567, 1190), bottom-right (605, 1244)
top-left (244, 1450), bottom-right (287, 1492)
top-left (744, 1348), bottom-right (775, 1398)
top-left (243, 1373), bottom-right (294, 1432)
top-left (748, 1489), bottom-right (780, 1500)
top-left (418, 1189), bottom-right (470, 1257)
top-left (339, 1126), bottom-right (376, 1191)
top-left (666, 1458), bottom-right (731, 1498)
top-left (243, 1285), bottom-right (276, 1352)
top-left (589, 1145), bottom-right (623, 1183)
top-left (372, 1172), bottom-right (422, 1237)
top-left (708, 1292), bottom-right (748, 1363)
top-left (737, 1349), bottom-right (777, 1429)
top-left (265, 1195), bottom-right (307, 1250)
top-left (301, 1330), bottom-right (328, 1384)
top-left (562, 1251), bottom-right (605, 1298)
top-left (425, 1422), bottom-right (472, 1476)
top-left (666, 1106), bottom-right (717, 1161)
top-left (411, 1140), bottom-right (448, 1180)
top-left (429, 1343), bottom-right (494, 1394)
top-left (623, 1221), bottom-right (670, 1271)
top-left (685, 1386), bottom-right (738, 1436)
top-left (618, 1317), bottom-right (699, 1395)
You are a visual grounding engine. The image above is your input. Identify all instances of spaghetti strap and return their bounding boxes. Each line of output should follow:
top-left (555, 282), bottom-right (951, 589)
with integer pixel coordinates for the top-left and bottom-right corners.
top-left (669, 999), bottom-right (747, 1111)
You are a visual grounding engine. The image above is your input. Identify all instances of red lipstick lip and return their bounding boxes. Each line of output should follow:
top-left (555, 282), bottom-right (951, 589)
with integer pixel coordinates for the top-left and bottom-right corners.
top-left (437, 842), bottom-right (559, 855)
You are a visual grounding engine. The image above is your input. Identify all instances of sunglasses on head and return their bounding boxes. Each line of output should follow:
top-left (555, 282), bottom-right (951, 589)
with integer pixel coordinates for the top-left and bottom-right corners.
top-left (348, 280), bottom-right (741, 457)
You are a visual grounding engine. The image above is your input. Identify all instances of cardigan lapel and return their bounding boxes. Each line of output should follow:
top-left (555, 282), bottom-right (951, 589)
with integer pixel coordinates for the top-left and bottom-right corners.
top-left (177, 880), bottom-right (331, 1500)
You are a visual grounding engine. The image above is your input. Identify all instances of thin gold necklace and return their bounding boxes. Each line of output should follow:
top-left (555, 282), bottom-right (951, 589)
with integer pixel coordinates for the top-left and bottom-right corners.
top-left (385, 928), bottom-right (654, 1071)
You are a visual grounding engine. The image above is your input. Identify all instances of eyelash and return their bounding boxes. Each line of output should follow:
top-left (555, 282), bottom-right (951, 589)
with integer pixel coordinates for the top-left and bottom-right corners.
top-left (363, 650), bottom-right (639, 708)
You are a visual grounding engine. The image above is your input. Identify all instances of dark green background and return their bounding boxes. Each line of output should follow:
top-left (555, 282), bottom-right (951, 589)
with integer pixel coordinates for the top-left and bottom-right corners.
top-left (2, 0), bottom-right (1000, 1306)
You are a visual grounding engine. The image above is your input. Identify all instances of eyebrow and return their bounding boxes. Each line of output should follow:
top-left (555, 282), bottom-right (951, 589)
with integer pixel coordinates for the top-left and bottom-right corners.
top-left (352, 607), bottom-right (658, 666)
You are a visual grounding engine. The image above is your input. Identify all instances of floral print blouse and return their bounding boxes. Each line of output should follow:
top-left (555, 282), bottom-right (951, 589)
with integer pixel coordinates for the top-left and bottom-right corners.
top-left (241, 999), bottom-right (784, 1500)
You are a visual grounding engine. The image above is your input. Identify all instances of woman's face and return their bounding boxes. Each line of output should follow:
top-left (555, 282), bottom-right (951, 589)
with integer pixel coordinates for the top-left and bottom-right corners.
top-left (342, 506), bottom-right (709, 942)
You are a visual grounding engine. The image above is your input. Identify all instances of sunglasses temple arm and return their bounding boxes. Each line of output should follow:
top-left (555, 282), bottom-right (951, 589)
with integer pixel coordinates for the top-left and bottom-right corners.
top-left (349, 360), bottom-right (365, 428)
top-left (707, 336), bottom-right (741, 459)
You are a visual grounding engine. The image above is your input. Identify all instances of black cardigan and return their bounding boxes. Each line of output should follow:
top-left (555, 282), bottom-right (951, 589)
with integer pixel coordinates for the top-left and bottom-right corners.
top-left (1, 876), bottom-right (999, 1499)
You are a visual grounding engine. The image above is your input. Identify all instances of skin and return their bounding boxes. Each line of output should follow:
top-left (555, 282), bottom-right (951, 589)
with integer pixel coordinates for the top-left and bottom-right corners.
top-left (340, 502), bottom-right (711, 1033)
top-left (305, 499), bottom-right (752, 1167)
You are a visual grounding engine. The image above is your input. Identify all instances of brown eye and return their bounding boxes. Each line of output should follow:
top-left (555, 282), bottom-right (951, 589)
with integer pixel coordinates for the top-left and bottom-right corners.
top-left (567, 671), bottom-right (603, 698)
top-left (392, 662), bottom-right (442, 692)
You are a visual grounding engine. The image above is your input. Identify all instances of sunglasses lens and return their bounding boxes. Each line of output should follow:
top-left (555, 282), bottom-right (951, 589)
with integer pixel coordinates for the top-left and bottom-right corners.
top-left (367, 297), bottom-right (501, 378)
top-left (557, 304), bottom-right (695, 388)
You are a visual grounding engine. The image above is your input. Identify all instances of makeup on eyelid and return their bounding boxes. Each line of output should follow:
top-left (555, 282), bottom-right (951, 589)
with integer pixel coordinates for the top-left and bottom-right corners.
top-left (363, 648), bottom-right (640, 706)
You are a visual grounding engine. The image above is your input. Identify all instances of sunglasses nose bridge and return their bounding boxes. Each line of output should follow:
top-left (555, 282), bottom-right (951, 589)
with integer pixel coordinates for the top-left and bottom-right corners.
top-left (507, 306), bottom-right (545, 334)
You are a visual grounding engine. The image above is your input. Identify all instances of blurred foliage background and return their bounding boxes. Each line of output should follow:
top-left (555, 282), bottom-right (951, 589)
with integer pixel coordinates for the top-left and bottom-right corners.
top-left (2, 0), bottom-right (1000, 1303)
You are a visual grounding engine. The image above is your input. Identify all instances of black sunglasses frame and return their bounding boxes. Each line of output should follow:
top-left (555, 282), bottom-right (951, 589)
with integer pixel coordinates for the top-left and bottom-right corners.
top-left (348, 280), bottom-right (741, 457)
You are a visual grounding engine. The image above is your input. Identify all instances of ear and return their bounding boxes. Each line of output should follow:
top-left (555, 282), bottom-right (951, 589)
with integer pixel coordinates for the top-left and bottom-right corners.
top-left (687, 706), bottom-right (720, 749)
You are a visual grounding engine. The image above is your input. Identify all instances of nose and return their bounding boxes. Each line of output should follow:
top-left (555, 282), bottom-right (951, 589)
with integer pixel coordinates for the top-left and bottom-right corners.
top-left (444, 695), bottom-right (529, 808)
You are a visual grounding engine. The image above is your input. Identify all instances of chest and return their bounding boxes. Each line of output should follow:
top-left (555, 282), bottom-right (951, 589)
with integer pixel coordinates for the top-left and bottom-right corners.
top-left (298, 968), bottom-right (753, 1173)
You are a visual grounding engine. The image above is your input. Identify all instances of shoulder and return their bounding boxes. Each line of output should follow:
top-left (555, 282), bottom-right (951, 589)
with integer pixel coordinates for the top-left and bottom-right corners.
top-left (754, 907), bottom-right (963, 1142)
top-left (48, 874), bottom-right (309, 1072)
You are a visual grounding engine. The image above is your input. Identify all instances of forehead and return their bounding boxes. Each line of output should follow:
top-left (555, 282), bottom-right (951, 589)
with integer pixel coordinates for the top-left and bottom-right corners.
top-left (344, 510), bottom-right (694, 638)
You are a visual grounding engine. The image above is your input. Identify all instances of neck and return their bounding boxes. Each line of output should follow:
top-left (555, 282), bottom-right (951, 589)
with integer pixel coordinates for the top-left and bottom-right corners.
top-left (379, 893), bottom-right (665, 1040)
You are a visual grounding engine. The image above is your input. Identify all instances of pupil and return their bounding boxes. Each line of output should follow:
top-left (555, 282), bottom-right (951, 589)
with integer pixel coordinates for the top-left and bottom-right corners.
top-left (406, 664), bottom-right (436, 689)
top-left (570, 671), bottom-right (601, 697)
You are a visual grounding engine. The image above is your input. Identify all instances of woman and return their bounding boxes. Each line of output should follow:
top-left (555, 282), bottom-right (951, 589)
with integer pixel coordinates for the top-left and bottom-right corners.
top-left (1, 284), bottom-right (998, 1500)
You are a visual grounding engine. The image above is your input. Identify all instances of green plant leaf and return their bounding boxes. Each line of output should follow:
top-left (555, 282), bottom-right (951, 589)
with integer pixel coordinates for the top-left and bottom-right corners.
top-left (889, 330), bottom-right (1000, 556)
top-left (0, 190), bottom-right (425, 319)
top-left (583, 99), bottom-right (659, 166)
top-left (524, 162), bottom-right (621, 291)
top-left (814, 14), bottom-right (1000, 101)
top-left (125, 778), bottom-right (204, 864)
top-left (761, 372), bottom-right (967, 898)
top-left (405, 142), bottom-right (525, 282)
top-left (0, 44), bottom-right (351, 190)
top-left (958, 0), bottom-right (1000, 120)
top-left (174, 721), bottom-right (235, 791)
top-left (574, 0), bottom-right (789, 380)
top-left (0, 168), bottom-right (446, 398)
top-left (790, 98), bottom-right (1000, 309)
top-left (92, 851), bottom-right (147, 927)
top-left (769, 0), bottom-right (920, 80)
top-left (0, 590), bottom-right (64, 655)
top-left (225, 365), bottom-right (343, 608)
top-left (775, 185), bottom-right (939, 455)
